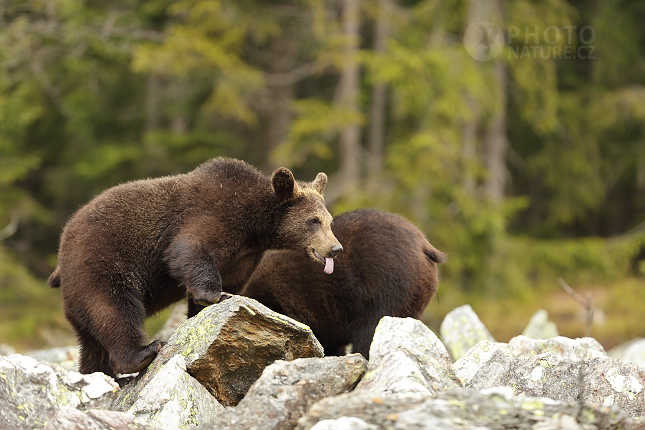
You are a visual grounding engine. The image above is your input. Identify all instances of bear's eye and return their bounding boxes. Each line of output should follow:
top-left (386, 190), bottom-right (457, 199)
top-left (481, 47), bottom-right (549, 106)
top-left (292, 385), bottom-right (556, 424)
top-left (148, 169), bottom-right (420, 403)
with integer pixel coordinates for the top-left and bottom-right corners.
top-left (309, 218), bottom-right (320, 226)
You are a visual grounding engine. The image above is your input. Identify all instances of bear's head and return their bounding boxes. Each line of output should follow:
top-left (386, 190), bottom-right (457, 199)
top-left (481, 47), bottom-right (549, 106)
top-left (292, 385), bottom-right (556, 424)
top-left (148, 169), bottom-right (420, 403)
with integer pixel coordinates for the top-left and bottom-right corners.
top-left (272, 167), bottom-right (342, 274)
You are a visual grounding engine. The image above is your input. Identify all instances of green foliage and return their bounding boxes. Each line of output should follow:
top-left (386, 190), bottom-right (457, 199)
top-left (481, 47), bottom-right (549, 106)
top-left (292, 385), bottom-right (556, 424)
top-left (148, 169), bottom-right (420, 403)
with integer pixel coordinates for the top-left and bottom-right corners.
top-left (499, 231), bottom-right (645, 290)
top-left (0, 0), bottom-right (644, 350)
top-left (276, 98), bottom-right (364, 167)
top-left (0, 248), bottom-right (71, 350)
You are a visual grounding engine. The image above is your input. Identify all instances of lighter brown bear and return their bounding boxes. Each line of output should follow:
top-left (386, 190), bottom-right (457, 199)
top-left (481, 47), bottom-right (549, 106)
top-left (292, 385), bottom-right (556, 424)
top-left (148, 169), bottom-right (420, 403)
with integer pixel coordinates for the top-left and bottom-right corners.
top-left (48, 158), bottom-right (342, 378)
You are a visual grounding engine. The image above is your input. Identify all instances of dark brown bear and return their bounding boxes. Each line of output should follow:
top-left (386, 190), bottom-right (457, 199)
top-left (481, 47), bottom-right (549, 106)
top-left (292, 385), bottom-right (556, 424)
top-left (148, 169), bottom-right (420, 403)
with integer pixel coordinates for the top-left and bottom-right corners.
top-left (48, 158), bottom-right (342, 378)
top-left (240, 208), bottom-right (446, 359)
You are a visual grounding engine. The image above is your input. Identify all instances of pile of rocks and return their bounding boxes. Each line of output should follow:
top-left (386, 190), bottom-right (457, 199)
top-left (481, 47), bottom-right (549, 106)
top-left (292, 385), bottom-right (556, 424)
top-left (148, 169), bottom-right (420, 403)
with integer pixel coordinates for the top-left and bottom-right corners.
top-left (1, 297), bottom-right (645, 430)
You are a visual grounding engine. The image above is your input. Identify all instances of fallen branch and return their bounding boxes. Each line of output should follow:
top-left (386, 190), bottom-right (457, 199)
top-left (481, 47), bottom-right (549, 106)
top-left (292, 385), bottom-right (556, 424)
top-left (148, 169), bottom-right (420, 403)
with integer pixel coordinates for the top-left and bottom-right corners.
top-left (558, 278), bottom-right (593, 337)
top-left (0, 212), bottom-right (20, 241)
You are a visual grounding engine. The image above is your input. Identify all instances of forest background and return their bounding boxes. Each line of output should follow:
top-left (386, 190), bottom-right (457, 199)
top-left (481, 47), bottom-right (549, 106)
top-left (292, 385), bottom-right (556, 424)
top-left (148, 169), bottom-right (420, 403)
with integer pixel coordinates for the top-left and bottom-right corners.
top-left (1, 0), bottom-right (644, 352)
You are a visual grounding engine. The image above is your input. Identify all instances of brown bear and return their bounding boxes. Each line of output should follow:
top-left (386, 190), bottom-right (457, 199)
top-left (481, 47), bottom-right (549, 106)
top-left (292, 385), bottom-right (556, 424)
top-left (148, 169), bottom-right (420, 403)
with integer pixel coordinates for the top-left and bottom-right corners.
top-left (48, 157), bottom-right (343, 378)
top-left (240, 208), bottom-right (446, 359)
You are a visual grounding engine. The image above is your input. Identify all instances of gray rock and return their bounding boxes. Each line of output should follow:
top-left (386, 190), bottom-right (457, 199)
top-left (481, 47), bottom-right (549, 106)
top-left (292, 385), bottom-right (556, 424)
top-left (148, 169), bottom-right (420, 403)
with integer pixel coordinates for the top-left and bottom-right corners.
top-left (392, 389), bottom-right (632, 430)
top-left (295, 391), bottom-right (426, 430)
top-left (439, 304), bottom-right (495, 361)
top-left (0, 354), bottom-right (119, 430)
top-left (128, 355), bottom-right (224, 430)
top-left (356, 317), bottom-right (460, 396)
top-left (26, 346), bottom-right (79, 371)
top-left (582, 357), bottom-right (645, 418)
top-left (296, 388), bottom-right (633, 430)
top-left (199, 354), bottom-right (367, 430)
top-left (453, 340), bottom-right (645, 418)
top-left (608, 338), bottom-right (645, 366)
top-left (0, 343), bottom-right (16, 356)
top-left (522, 309), bottom-right (559, 339)
top-left (45, 407), bottom-right (159, 430)
top-left (114, 295), bottom-right (323, 411)
top-left (452, 340), bottom-right (512, 389)
top-left (509, 335), bottom-right (606, 360)
top-left (309, 417), bottom-right (379, 430)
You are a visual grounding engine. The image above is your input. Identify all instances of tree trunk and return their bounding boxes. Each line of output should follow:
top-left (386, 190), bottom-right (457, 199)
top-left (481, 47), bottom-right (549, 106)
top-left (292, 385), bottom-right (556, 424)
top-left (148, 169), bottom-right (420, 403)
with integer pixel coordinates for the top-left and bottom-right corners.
top-left (169, 79), bottom-right (188, 135)
top-left (466, 0), bottom-right (508, 203)
top-left (263, 35), bottom-right (298, 172)
top-left (144, 74), bottom-right (162, 133)
top-left (336, 0), bottom-right (361, 195)
top-left (484, 59), bottom-right (507, 204)
top-left (462, 95), bottom-right (478, 195)
top-left (367, 0), bottom-right (390, 184)
top-left (264, 84), bottom-right (295, 172)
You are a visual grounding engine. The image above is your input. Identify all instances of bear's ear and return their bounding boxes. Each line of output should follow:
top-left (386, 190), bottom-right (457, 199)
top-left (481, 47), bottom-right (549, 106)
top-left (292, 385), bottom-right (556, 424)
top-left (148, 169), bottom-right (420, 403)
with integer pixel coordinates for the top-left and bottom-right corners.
top-left (311, 172), bottom-right (327, 195)
top-left (272, 167), bottom-right (297, 201)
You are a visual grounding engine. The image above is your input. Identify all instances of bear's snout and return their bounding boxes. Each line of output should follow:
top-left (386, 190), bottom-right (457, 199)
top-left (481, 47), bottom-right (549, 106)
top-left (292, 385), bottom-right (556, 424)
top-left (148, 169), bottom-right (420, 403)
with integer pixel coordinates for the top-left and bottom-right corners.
top-left (330, 244), bottom-right (343, 258)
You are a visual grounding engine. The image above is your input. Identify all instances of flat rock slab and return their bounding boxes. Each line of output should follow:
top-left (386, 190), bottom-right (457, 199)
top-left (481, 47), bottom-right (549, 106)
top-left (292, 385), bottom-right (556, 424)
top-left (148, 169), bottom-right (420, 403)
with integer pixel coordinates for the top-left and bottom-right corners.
top-left (295, 388), bottom-right (634, 430)
top-left (439, 304), bottom-right (495, 361)
top-left (0, 354), bottom-right (119, 430)
top-left (199, 355), bottom-right (367, 430)
top-left (114, 295), bottom-right (323, 411)
top-left (356, 317), bottom-right (460, 397)
top-left (295, 391), bottom-right (426, 430)
top-left (45, 407), bottom-right (159, 430)
top-left (453, 340), bottom-right (645, 418)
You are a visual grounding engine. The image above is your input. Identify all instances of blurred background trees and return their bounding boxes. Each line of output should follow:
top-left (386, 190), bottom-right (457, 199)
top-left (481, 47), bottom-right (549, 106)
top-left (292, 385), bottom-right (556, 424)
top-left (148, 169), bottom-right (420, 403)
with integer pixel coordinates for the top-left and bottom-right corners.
top-left (1, 0), bottom-right (644, 350)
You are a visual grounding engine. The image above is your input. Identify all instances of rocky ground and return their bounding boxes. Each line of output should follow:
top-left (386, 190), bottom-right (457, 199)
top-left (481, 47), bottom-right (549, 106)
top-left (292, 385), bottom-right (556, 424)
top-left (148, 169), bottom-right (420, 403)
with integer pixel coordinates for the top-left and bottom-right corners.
top-left (2, 295), bottom-right (645, 430)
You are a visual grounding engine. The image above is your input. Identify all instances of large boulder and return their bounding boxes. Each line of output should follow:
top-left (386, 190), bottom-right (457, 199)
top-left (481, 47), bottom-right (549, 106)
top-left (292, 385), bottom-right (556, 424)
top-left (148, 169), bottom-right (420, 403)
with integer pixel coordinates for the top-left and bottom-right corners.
top-left (356, 317), bottom-right (460, 397)
top-left (114, 295), bottom-right (324, 412)
top-left (199, 354), bottom-right (367, 430)
top-left (296, 388), bottom-right (633, 430)
top-left (439, 304), bottom-right (495, 361)
top-left (453, 340), bottom-right (645, 418)
top-left (0, 354), bottom-right (119, 430)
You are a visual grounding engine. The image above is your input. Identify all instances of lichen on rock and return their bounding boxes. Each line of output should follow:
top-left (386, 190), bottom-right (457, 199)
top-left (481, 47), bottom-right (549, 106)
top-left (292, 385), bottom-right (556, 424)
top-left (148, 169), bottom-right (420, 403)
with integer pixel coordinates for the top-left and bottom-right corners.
top-left (0, 354), bottom-right (118, 430)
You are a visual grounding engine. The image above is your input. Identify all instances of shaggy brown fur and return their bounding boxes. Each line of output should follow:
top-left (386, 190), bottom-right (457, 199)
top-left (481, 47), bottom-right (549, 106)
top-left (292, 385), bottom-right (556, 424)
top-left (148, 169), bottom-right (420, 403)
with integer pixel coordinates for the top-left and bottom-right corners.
top-left (240, 209), bottom-right (446, 359)
top-left (48, 158), bottom-right (342, 377)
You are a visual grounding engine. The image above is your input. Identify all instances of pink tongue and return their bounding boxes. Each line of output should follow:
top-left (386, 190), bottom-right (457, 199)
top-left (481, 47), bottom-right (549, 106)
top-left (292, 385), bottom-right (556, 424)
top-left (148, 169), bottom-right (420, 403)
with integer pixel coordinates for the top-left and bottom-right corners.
top-left (323, 257), bottom-right (334, 274)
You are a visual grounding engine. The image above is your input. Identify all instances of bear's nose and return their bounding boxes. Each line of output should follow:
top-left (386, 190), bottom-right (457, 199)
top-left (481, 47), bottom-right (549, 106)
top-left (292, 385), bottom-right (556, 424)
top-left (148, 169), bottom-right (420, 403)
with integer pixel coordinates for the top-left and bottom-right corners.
top-left (330, 244), bottom-right (343, 258)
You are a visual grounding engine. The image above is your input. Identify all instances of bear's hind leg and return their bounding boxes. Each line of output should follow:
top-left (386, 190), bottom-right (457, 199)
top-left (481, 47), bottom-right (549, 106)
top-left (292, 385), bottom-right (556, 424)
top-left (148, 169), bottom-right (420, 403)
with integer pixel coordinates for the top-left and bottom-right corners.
top-left (84, 294), bottom-right (164, 375)
top-left (65, 306), bottom-right (117, 377)
top-left (75, 326), bottom-right (116, 378)
top-left (103, 313), bottom-right (164, 375)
